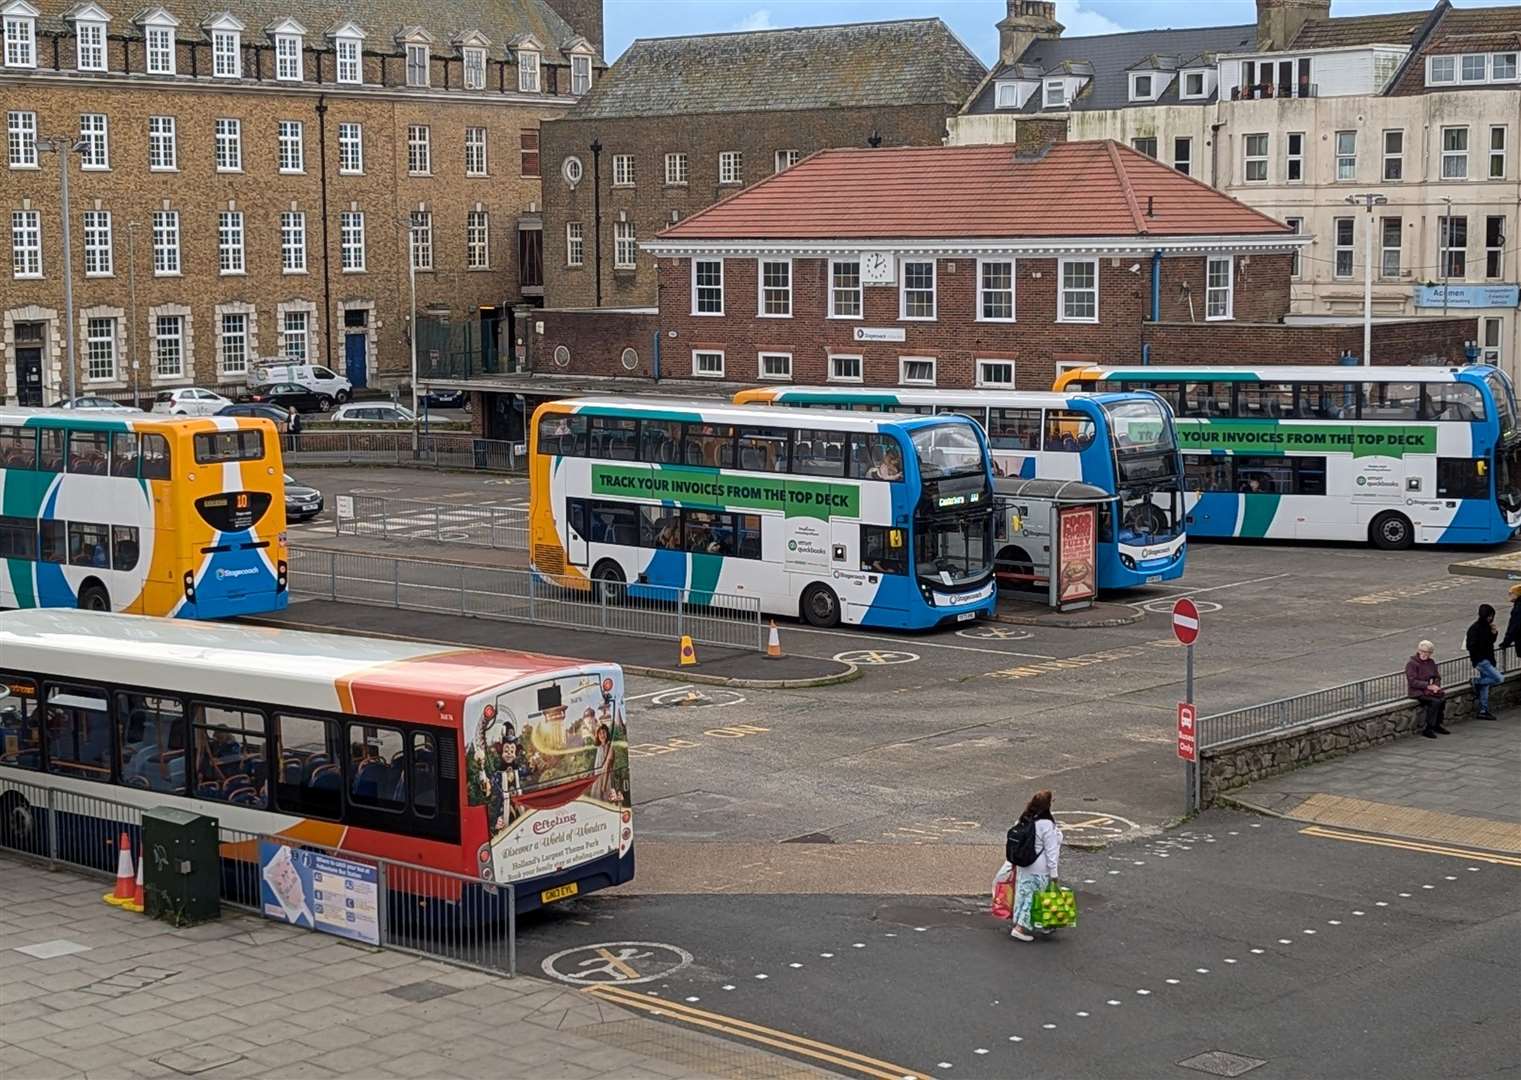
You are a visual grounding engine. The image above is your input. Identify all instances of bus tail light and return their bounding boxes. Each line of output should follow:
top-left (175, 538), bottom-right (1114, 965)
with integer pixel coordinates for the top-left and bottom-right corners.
top-left (182, 571), bottom-right (196, 603)
top-left (277, 560), bottom-right (288, 593)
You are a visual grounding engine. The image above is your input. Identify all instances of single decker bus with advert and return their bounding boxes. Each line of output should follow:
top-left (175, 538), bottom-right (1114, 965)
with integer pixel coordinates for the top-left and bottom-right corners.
top-left (529, 398), bottom-right (998, 628)
top-left (1054, 365), bottom-right (1521, 548)
top-left (0, 408), bottom-right (288, 616)
top-left (732, 386), bottom-right (1187, 590)
top-left (0, 610), bottom-right (633, 915)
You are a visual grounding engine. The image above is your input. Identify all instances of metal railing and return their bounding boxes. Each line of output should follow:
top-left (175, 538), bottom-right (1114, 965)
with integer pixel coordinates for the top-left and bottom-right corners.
top-left (335, 493), bottom-right (529, 550)
top-left (0, 776), bottom-right (514, 975)
top-left (1198, 652), bottom-right (1515, 752)
top-left (280, 432), bottom-right (523, 473)
top-left (289, 546), bottom-right (765, 652)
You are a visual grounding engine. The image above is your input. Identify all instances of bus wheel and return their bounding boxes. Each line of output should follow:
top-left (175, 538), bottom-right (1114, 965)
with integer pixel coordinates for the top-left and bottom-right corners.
top-left (78, 582), bottom-right (110, 612)
top-left (801, 583), bottom-right (840, 628)
top-left (591, 560), bottom-right (625, 602)
top-left (1370, 511), bottom-right (1414, 551)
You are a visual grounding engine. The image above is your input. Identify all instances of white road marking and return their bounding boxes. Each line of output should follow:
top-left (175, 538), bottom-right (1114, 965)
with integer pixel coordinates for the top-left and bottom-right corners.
top-left (786, 623), bottom-right (1057, 659)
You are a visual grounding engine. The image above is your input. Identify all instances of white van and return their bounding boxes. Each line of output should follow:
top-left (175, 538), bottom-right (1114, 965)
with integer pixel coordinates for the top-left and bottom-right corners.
top-left (251, 362), bottom-right (352, 406)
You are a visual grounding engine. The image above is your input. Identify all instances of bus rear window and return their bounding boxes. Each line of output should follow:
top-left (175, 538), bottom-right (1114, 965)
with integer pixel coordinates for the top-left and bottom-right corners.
top-left (194, 430), bottom-right (264, 464)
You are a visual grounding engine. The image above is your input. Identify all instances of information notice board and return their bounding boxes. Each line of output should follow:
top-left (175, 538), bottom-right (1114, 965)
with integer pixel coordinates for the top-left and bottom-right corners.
top-left (259, 841), bottom-right (380, 946)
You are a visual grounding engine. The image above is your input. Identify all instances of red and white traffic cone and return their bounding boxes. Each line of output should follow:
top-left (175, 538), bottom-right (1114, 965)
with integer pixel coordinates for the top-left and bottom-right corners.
top-left (125, 856), bottom-right (145, 914)
top-left (103, 832), bottom-right (135, 907)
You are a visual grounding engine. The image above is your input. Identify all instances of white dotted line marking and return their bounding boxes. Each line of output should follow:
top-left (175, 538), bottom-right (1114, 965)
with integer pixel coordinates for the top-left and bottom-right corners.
top-left (1043, 1023), bottom-right (1057, 1029)
top-left (1076, 1011), bottom-right (1090, 1017)
top-left (755, 974), bottom-right (768, 980)
top-left (1398, 892), bottom-right (1412, 898)
top-left (1445, 875), bottom-right (1457, 881)
top-left (1009, 1036), bottom-right (1023, 1043)
top-left (852, 943), bottom-right (866, 949)
top-left (1352, 911), bottom-right (1365, 916)
top-left (1165, 978), bottom-right (1180, 985)
top-left (789, 963), bottom-right (803, 969)
top-left (974, 1049), bottom-right (989, 1056)
top-left (1136, 989), bottom-right (1152, 996)
top-left (1421, 884), bottom-right (1435, 890)
top-left (1106, 999), bottom-right (1121, 1006)
top-left (1303, 929), bottom-right (1317, 935)
top-left (1195, 968), bottom-right (1210, 974)
top-left (1223, 958), bottom-right (1238, 964)
top-left (685, 996), bottom-right (700, 1003)
top-left (914, 926), bottom-right (929, 932)
top-left (721, 985), bottom-right (735, 991)
top-left (937, 1062), bottom-right (953, 1070)
top-left (820, 953), bottom-right (834, 958)
top-left (1278, 938), bottom-right (1293, 945)
top-left (1328, 920), bottom-right (1342, 926)
top-left (1376, 902), bottom-right (1388, 907)
top-left (1467, 866), bottom-right (1480, 872)
top-left (1250, 948), bottom-right (1265, 954)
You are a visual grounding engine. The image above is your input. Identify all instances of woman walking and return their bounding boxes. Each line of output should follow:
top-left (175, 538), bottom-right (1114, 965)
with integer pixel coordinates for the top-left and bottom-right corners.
top-left (1010, 789), bottom-right (1063, 942)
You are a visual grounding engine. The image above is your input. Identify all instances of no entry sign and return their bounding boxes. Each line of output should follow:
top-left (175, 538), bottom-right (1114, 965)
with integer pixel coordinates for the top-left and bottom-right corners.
top-left (1172, 598), bottom-right (1200, 645)
top-left (1177, 702), bottom-right (1197, 762)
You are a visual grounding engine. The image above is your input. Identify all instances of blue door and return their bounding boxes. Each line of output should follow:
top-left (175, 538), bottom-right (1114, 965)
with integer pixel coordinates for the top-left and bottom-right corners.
top-left (344, 333), bottom-right (368, 388)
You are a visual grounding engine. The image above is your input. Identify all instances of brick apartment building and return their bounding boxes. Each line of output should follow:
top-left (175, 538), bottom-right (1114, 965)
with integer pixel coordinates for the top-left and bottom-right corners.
top-left (0, 0), bottom-right (604, 405)
top-left (536, 19), bottom-right (986, 312)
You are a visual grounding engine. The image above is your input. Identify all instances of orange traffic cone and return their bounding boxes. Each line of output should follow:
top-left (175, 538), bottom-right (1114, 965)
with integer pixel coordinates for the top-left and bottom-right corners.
top-left (766, 621), bottom-right (782, 659)
top-left (103, 832), bottom-right (134, 907)
top-left (126, 856), bottom-right (145, 914)
top-left (678, 635), bottom-right (697, 666)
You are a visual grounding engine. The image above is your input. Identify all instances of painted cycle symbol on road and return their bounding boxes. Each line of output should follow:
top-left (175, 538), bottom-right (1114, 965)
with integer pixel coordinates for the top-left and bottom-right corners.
top-left (1139, 598), bottom-right (1222, 616)
top-left (955, 625), bottom-right (1034, 641)
top-left (648, 688), bottom-right (746, 710)
top-left (833, 650), bottom-right (920, 665)
top-left (1052, 810), bottom-right (1141, 839)
top-left (541, 941), bottom-right (693, 986)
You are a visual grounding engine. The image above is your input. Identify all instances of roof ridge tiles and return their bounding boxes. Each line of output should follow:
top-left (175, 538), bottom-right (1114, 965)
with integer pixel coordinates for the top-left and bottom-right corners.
top-left (1106, 141), bottom-right (1150, 235)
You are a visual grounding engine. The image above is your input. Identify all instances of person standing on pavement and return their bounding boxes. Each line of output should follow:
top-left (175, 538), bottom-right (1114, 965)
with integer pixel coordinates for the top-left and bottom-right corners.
top-left (1497, 584), bottom-right (1521, 661)
top-left (1466, 604), bottom-right (1502, 721)
top-left (1009, 789), bottom-right (1062, 942)
top-left (1406, 640), bottom-right (1449, 739)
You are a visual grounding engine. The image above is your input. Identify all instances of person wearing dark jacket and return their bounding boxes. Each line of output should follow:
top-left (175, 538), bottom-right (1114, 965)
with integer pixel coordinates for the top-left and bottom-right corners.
top-left (1498, 584), bottom-right (1521, 655)
top-left (1406, 640), bottom-right (1449, 738)
top-left (1467, 604), bottom-right (1502, 720)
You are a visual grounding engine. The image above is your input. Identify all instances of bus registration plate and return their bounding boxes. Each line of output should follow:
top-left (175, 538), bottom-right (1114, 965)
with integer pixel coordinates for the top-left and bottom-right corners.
top-left (542, 883), bottom-right (579, 904)
top-left (957, 612), bottom-right (976, 622)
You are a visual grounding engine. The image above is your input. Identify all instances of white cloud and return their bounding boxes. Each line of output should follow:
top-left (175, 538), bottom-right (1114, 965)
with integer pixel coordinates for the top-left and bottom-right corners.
top-left (730, 8), bottom-right (775, 32)
top-left (1055, 0), bottom-right (1126, 37)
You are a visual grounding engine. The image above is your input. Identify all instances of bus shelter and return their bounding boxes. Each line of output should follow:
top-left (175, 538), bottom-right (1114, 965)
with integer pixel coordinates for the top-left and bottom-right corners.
top-left (993, 478), bottom-right (1113, 613)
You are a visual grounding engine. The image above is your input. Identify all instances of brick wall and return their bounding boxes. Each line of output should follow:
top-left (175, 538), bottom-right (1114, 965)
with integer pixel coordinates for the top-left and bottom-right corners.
top-left (1144, 315), bottom-right (1478, 367)
top-left (533, 308), bottom-right (661, 377)
top-left (539, 103), bottom-right (963, 310)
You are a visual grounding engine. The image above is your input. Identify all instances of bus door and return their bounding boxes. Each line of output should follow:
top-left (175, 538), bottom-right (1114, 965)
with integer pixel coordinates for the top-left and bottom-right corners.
top-left (828, 519), bottom-right (874, 618)
top-left (565, 499), bottom-right (589, 567)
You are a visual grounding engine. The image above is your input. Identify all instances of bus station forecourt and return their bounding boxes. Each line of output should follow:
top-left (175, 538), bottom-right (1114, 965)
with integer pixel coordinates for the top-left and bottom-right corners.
top-left (4, 371), bottom-right (1521, 1079)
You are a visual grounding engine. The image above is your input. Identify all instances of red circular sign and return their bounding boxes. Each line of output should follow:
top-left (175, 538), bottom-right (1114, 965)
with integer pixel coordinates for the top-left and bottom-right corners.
top-left (1172, 598), bottom-right (1200, 645)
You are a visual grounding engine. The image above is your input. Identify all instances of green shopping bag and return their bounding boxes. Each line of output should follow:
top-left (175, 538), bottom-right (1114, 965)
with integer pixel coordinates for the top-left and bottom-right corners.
top-left (1030, 883), bottom-right (1077, 930)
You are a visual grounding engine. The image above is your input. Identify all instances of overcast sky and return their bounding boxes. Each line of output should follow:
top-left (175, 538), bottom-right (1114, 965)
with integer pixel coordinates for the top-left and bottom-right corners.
top-left (603, 0), bottom-right (1520, 65)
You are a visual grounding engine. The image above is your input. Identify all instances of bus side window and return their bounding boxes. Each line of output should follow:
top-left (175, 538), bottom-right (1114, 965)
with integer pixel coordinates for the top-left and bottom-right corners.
top-left (112, 526), bottom-right (140, 572)
top-left (68, 522), bottom-right (109, 568)
top-left (1143, 383), bottom-right (1184, 412)
top-left (0, 675), bottom-right (42, 771)
top-left (860, 525), bottom-right (906, 575)
top-left (110, 433), bottom-right (139, 477)
top-left (1437, 458), bottom-right (1489, 500)
top-left (38, 520), bottom-right (66, 564)
top-left (38, 429), bottom-right (64, 473)
top-left (411, 732), bottom-right (437, 816)
top-left (587, 500), bottom-right (639, 545)
top-left (192, 704), bottom-right (268, 807)
top-left (67, 430), bottom-right (110, 475)
top-left (274, 713), bottom-right (342, 819)
top-left (683, 423), bottom-right (733, 468)
top-left (44, 683), bottom-right (112, 782)
top-left (1299, 383), bottom-right (1357, 420)
top-left (1364, 382), bottom-right (1420, 420)
top-left (1426, 383), bottom-right (1486, 422)
top-left (0, 425), bottom-right (36, 470)
top-left (988, 409), bottom-right (1041, 450)
top-left (348, 725), bottom-right (406, 811)
top-left (736, 427), bottom-right (789, 472)
top-left (793, 428), bottom-right (846, 477)
top-left (733, 514), bottom-right (763, 559)
top-left (1044, 411), bottom-right (1095, 452)
top-left (1294, 457), bottom-right (1328, 496)
top-left (1183, 382), bottom-right (1233, 418)
top-left (1234, 456), bottom-right (1290, 494)
top-left (591, 417), bottom-right (639, 460)
top-left (116, 693), bottom-right (185, 794)
top-left (1238, 383), bottom-right (1294, 419)
top-left (1184, 456), bottom-right (1231, 493)
top-left (639, 505), bottom-right (679, 549)
top-left (0, 515), bottom-right (37, 562)
top-left (640, 420), bottom-right (681, 464)
top-left (848, 433), bottom-right (895, 478)
top-left (140, 434), bottom-right (170, 480)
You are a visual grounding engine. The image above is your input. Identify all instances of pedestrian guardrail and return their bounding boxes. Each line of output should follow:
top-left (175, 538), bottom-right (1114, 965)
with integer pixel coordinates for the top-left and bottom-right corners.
top-left (335, 493), bottom-right (529, 551)
top-left (288, 546), bottom-right (765, 653)
top-left (281, 431), bottom-right (522, 473)
top-left (0, 776), bottom-right (515, 975)
top-left (1197, 651), bottom-right (1515, 752)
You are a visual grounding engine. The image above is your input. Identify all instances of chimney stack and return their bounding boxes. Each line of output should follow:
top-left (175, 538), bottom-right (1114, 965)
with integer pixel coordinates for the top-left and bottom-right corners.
top-left (1255, 0), bottom-right (1331, 51)
top-left (998, 0), bottom-right (1064, 66)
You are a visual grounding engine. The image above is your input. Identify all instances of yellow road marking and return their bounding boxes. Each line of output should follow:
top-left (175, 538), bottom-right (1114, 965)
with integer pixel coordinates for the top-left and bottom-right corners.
top-left (1299, 825), bottom-right (1521, 867)
top-left (594, 947), bottom-right (642, 980)
top-left (586, 983), bottom-right (926, 1080)
top-left (1063, 815), bottom-right (1114, 831)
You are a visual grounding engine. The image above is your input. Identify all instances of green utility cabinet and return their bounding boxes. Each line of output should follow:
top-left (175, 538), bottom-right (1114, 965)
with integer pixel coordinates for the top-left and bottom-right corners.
top-left (142, 807), bottom-right (220, 926)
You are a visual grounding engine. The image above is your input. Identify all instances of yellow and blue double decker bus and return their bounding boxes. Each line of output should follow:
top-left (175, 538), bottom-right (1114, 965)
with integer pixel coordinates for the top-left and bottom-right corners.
top-left (529, 399), bottom-right (997, 629)
top-left (0, 409), bottom-right (288, 616)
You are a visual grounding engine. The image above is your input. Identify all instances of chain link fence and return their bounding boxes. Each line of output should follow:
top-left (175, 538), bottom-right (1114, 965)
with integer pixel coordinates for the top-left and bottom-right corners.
top-left (0, 776), bottom-right (515, 975)
top-left (288, 546), bottom-right (764, 652)
top-left (335, 494), bottom-right (529, 550)
top-left (1198, 651), bottom-right (1515, 752)
top-left (280, 432), bottom-right (523, 473)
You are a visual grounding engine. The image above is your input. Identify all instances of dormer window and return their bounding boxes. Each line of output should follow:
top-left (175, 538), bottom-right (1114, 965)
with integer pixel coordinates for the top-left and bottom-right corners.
top-left (275, 33), bottom-right (302, 81)
top-left (138, 8), bottom-right (178, 75)
top-left (996, 80), bottom-right (1018, 108)
top-left (71, 5), bottom-right (110, 72)
top-left (3, 0), bottom-right (38, 68)
top-left (517, 48), bottom-right (540, 92)
top-left (331, 23), bottom-right (364, 84)
top-left (1043, 79), bottom-right (1066, 108)
top-left (1131, 73), bottom-right (1153, 100)
top-left (212, 29), bottom-right (241, 77)
top-left (463, 46), bottom-right (485, 89)
top-left (406, 42), bottom-right (428, 86)
top-left (1182, 70), bottom-right (1206, 98)
top-left (571, 53), bottom-right (591, 94)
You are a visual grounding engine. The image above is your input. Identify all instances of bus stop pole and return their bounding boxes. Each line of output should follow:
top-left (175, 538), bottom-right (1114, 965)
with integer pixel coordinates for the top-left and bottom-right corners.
top-left (1185, 644), bottom-right (1197, 814)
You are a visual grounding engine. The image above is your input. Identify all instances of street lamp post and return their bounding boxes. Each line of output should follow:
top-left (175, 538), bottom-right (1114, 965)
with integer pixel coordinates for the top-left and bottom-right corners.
top-left (1345, 192), bottom-right (1387, 366)
top-left (590, 138), bottom-right (603, 307)
top-left (37, 135), bottom-right (87, 402)
top-left (1439, 195), bottom-right (1454, 321)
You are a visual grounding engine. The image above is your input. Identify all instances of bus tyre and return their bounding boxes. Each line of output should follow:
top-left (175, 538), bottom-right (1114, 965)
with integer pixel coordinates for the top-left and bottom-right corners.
top-left (78, 582), bottom-right (110, 612)
top-left (1370, 511), bottom-right (1414, 551)
top-left (801, 583), bottom-right (840, 628)
top-left (0, 790), bottom-right (34, 847)
top-left (592, 560), bottom-right (625, 603)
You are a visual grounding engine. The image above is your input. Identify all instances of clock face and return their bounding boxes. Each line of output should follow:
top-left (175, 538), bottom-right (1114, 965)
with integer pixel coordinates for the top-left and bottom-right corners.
top-left (861, 252), bottom-right (894, 284)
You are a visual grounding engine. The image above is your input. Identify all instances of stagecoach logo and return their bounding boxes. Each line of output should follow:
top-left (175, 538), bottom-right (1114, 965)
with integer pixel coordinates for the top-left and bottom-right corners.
top-left (1357, 476), bottom-right (1367, 486)
top-left (215, 567), bottom-right (259, 580)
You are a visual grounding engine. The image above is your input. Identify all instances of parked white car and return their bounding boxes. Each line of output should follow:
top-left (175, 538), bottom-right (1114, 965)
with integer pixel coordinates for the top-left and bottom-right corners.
top-left (151, 388), bottom-right (233, 416)
top-left (251, 363), bottom-right (352, 406)
top-left (330, 403), bottom-right (416, 423)
top-left (52, 396), bottom-right (143, 413)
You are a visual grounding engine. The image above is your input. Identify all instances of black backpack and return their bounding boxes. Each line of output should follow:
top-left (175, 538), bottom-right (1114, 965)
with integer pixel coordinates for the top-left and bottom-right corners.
top-left (1006, 815), bottom-right (1039, 868)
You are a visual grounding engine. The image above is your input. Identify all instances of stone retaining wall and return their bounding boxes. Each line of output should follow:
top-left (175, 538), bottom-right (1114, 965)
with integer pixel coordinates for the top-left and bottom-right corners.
top-left (1201, 676), bottom-right (1520, 807)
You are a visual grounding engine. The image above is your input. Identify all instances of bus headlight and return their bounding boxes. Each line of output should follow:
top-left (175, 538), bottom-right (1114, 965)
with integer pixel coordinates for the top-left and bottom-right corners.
top-left (1120, 554), bottom-right (1136, 570)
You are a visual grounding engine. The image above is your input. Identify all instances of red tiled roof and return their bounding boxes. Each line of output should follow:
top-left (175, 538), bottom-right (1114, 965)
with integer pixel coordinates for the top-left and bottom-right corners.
top-left (657, 141), bottom-right (1292, 242)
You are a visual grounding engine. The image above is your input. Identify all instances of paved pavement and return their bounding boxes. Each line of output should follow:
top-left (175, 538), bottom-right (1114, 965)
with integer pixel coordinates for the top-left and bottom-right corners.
top-left (0, 858), bottom-right (828, 1080)
top-left (1233, 709), bottom-right (1521, 854)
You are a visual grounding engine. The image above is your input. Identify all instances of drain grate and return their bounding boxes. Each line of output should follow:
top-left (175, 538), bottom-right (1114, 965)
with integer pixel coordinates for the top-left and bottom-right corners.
top-left (385, 979), bottom-right (459, 1002)
top-left (1178, 1051), bottom-right (1268, 1077)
